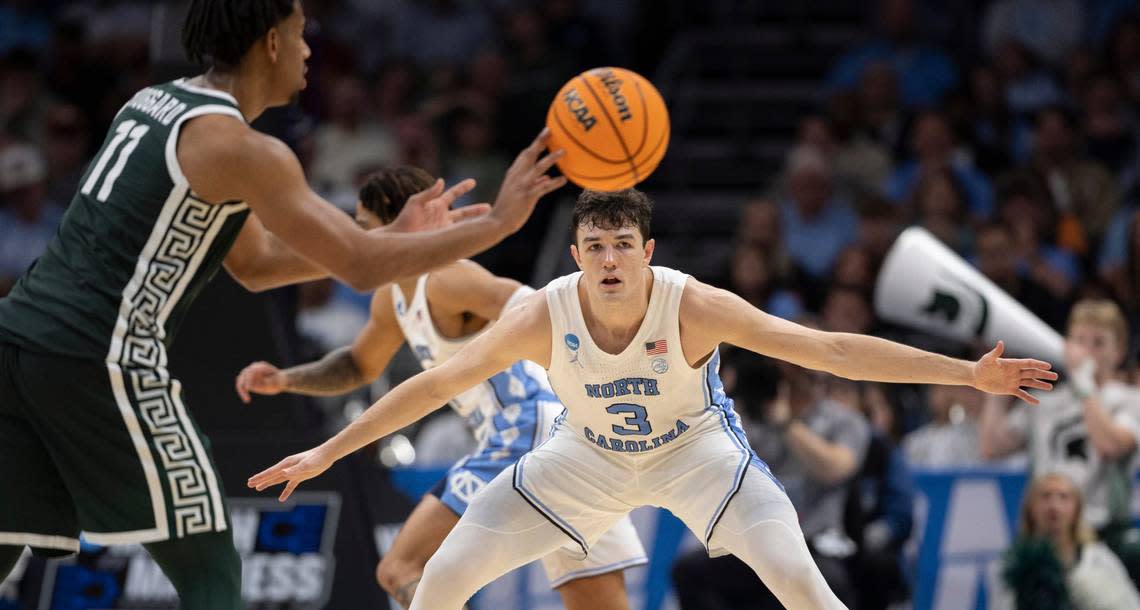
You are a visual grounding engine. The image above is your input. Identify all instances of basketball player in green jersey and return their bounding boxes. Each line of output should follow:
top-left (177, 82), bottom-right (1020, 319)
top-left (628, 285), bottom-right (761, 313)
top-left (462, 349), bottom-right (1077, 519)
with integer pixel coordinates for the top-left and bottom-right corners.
top-left (0, 1), bottom-right (564, 607)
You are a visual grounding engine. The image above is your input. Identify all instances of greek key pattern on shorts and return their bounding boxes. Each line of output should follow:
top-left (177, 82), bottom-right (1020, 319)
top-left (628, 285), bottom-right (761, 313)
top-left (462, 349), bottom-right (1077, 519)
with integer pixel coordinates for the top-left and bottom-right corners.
top-left (121, 194), bottom-right (222, 537)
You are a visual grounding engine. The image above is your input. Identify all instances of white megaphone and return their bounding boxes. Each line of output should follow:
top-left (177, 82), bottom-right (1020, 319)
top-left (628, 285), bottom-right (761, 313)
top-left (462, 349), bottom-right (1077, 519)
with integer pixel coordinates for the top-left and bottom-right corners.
top-left (874, 226), bottom-right (1065, 364)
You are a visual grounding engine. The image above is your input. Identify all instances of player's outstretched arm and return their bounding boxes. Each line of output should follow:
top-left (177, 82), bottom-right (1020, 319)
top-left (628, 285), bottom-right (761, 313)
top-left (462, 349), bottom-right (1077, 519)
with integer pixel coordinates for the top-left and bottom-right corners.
top-left (235, 288), bottom-right (405, 401)
top-left (681, 280), bottom-right (1058, 404)
top-left (182, 117), bottom-right (565, 291)
top-left (247, 291), bottom-right (553, 501)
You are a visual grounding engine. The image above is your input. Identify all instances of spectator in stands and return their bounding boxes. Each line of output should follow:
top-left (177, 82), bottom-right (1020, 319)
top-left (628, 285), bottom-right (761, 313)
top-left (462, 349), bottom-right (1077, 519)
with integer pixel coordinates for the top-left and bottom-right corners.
top-left (1105, 15), bottom-right (1140, 105)
top-left (1081, 72), bottom-right (1138, 176)
top-left (0, 143), bottom-right (62, 297)
top-left (842, 381), bottom-right (914, 610)
top-left (309, 74), bottom-right (398, 208)
top-left (442, 107), bottom-right (508, 207)
top-left (728, 244), bottom-right (802, 321)
top-left (974, 221), bottom-right (1069, 329)
top-left (980, 299), bottom-right (1140, 584)
top-left (830, 245), bottom-right (876, 294)
top-left (821, 285), bottom-right (874, 335)
top-left (0, 0), bottom-right (50, 54)
top-left (737, 197), bottom-right (783, 252)
top-left (885, 110), bottom-right (994, 220)
top-left (910, 168), bottom-right (973, 255)
top-left (903, 385), bottom-right (984, 467)
top-left (992, 39), bottom-right (1065, 116)
top-left (798, 114), bottom-right (892, 197)
top-left (825, 0), bottom-right (957, 108)
top-left (0, 48), bottom-right (52, 143)
top-left (982, 0), bottom-right (1083, 68)
top-left (673, 353), bottom-right (868, 609)
top-left (996, 176), bottom-right (1082, 299)
top-left (967, 63), bottom-right (1026, 174)
top-left (855, 192), bottom-right (904, 265)
top-left (1024, 106), bottom-right (1120, 248)
top-left (40, 102), bottom-right (89, 206)
top-left (391, 0), bottom-right (492, 68)
top-left (855, 61), bottom-right (908, 159)
top-left (779, 145), bottom-right (858, 283)
top-left (993, 471), bottom-right (1140, 610)
top-left (371, 59), bottom-right (419, 125)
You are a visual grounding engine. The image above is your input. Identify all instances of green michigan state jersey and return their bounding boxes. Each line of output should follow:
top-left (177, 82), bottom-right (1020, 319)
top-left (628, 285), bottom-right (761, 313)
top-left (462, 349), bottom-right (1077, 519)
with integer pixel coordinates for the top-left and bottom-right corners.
top-left (0, 79), bottom-right (250, 361)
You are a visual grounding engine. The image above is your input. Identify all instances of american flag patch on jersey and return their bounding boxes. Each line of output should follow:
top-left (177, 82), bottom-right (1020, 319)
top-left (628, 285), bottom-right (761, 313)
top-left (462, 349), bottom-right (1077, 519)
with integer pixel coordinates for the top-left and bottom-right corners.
top-left (645, 339), bottom-right (668, 355)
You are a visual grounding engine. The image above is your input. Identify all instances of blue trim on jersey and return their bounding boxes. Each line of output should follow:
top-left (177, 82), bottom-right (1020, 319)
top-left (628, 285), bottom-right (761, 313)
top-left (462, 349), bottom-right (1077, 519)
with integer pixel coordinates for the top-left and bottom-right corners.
top-left (546, 555), bottom-right (650, 589)
top-left (513, 455), bottom-right (589, 557)
top-left (701, 351), bottom-right (783, 547)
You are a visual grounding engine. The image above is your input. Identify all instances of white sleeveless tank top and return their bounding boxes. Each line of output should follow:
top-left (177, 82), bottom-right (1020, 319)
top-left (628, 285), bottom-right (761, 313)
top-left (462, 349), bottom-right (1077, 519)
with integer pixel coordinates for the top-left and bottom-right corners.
top-left (544, 266), bottom-right (727, 454)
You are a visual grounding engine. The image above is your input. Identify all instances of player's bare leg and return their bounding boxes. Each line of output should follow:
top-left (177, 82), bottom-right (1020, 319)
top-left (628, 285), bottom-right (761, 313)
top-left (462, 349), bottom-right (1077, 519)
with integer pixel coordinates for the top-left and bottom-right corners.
top-left (376, 494), bottom-right (460, 608)
top-left (558, 570), bottom-right (630, 610)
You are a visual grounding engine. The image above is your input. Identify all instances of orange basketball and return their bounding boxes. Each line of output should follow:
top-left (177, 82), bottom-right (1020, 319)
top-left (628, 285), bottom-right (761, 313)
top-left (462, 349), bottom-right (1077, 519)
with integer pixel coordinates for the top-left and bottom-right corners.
top-left (546, 67), bottom-right (670, 191)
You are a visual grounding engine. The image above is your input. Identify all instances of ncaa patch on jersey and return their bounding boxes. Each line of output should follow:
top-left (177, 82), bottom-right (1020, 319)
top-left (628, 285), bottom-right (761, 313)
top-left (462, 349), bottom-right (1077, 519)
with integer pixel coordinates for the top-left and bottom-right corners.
top-left (651, 357), bottom-right (669, 374)
top-left (564, 333), bottom-right (580, 351)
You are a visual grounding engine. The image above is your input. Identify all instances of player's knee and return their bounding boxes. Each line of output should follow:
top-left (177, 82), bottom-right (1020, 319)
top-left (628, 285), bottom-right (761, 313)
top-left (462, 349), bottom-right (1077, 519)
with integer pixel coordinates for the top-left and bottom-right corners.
top-left (376, 554), bottom-right (421, 595)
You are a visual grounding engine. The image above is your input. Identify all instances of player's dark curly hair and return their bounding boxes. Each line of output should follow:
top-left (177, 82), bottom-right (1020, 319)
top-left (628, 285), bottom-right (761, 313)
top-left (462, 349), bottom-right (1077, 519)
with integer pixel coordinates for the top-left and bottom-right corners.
top-left (358, 166), bottom-right (436, 224)
top-left (571, 189), bottom-right (653, 244)
top-left (182, 0), bottom-right (296, 70)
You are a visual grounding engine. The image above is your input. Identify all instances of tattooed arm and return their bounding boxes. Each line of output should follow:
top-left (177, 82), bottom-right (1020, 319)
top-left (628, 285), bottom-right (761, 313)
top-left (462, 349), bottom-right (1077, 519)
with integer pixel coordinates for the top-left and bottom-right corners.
top-left (236, 287), bottom-right (405, 402)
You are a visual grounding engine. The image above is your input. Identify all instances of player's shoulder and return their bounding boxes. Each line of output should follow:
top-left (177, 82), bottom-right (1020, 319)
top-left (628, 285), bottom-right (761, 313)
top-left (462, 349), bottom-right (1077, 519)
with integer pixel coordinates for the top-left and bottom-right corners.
top-left (181, 114), bottom-right (290, 168)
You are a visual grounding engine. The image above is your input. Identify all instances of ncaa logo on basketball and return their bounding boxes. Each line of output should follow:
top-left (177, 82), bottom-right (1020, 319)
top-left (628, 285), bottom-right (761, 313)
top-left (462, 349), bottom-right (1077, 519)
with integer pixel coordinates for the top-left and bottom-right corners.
top-left (651, 357), bottom-right (668, 374)
top-left (562, 88), bottom-right (596, 131)
top-left (564, 333), bottom-right (580, 351)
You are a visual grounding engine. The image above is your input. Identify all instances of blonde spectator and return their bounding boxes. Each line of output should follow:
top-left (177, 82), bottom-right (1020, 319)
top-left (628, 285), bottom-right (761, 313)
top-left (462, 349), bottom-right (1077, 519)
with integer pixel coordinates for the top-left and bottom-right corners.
top-left (993, 472), bottom-right (1140, 610)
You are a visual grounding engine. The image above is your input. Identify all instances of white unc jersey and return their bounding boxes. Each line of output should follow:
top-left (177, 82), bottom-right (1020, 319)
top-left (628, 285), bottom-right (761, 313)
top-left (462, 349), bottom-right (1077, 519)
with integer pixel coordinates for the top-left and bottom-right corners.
top-left (392, 275), bottom-right (556, 446)
top-left (544, 266), bottom-right (731, 454)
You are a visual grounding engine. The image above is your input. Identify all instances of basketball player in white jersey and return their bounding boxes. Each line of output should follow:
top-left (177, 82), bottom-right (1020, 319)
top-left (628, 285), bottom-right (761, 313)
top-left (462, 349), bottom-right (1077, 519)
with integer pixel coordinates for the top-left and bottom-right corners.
top-left (249, 188), bottom-right (1058, 609)
top-left (235, 167), bottom-right (646, 609)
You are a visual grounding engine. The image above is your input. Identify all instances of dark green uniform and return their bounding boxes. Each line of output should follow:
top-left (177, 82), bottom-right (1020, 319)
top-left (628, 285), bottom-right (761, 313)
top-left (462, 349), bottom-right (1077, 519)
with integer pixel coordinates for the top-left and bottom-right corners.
top-left (0, 79), bottom-right (248, 557)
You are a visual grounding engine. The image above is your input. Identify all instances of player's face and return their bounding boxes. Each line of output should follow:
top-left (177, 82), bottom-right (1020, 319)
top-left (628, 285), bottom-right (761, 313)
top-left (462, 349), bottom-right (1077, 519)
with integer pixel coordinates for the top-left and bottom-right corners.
top-left (1067, 322), bottom-right (1125, 377)
top-left (267, 1), bottom-right (310, 105)
top-left (570, 224), bottom-right (654, 301)
top-left (354, 201), bottom-right (383, 230)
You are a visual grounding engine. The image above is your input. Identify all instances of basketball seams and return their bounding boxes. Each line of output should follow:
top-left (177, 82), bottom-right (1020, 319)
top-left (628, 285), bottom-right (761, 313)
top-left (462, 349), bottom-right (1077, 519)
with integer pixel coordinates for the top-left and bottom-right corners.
top-left (578, 75), bottom-right (640, 182)
top-left (560, 123), bottom-right (669, 183)
top-left (549, 100), bottom-right (628, 166)
top-left (628, 78), bottom-right (650, 158)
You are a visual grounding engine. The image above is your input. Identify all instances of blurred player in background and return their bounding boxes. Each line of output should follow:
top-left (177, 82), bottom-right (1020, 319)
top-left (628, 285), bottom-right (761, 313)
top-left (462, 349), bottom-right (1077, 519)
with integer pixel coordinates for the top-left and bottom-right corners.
top-left (250, 188), bottom-right (1057, 610)
top-left (0, 1), bottom-right (563, 607)
top-left (235, 165), bottom-right (645, 610)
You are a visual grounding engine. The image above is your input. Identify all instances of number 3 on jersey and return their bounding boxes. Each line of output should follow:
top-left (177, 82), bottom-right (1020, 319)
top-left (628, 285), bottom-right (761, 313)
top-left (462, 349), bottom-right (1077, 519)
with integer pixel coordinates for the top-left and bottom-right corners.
top-left (606, 403), bottom-right (652, 436)
top-left (82, 119), bottom-right (150, 202)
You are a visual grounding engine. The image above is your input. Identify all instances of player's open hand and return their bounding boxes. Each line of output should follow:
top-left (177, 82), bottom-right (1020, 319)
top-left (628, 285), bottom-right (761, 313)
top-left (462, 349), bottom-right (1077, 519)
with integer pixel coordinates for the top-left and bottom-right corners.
top-left (248, 447), bottom-right (333, 502)
top-left (235, 361), bottom-right (286, 403)
top-left (490, 128), bottom-right (567, 234)
top-left (971, 341), bottom-right (1058, 405)
top-left (388, 178), bottom-right (488, 234)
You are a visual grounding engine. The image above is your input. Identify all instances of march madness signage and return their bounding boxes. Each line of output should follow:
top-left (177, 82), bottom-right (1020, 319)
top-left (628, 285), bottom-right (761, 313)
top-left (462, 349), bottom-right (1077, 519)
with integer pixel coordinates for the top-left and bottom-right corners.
top-left (3, 493), bottom-right (340, 610)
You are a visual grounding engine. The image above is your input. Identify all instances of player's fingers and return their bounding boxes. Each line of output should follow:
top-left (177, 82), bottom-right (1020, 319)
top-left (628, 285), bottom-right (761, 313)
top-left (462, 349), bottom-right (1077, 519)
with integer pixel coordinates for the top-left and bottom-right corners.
top-left (1021, 379), bottom-right (1053, 391)
top-left (531, 175), bottom-right (567, 198)
top-left (436, 178), bottom-right (476, 207)
top-left (407, 179), bottom-right (445, 205)
top-left (529, 149), bottom-right (565, 177)
top-left (237, 381), bottom-right (250, 404)
top-left (279, 479), bottom-right (301, 503)
top-left (248, 458), bottom-right (296, 488)
top-left (1014, 389), bottom-right (1039, 405)
top-left (515, 127), bottom-right (552, 165)
top-left (1025, 368), bottom-right (1059, 381)
top-left (448, 204), bottom-right (490, 223)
